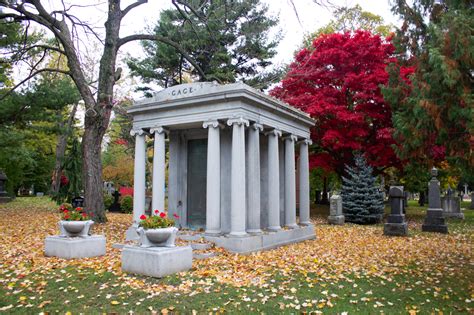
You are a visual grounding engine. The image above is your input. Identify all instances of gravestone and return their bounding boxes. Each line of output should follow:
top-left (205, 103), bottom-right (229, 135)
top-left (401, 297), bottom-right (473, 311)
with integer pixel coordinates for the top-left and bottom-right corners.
top-left (71, 196), bottom-right (85, 208)
top-left (109, 190), bottom-right (121, 212)
top-left (422, 168), bottom-right (448, 234)
top-left (0, 171), bottom-right (11, 203)
top-left (384, 186), bottom-right (408, 236)
top-left (441, 187), bottom-right (464, 219)
top-left (402, 191), bottom-right (408, 213)
top-left (328, 194), bottom-right (344, 225)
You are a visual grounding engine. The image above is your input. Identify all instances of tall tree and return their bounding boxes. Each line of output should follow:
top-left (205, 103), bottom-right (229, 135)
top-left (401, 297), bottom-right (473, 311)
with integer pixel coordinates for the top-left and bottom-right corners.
top-left (384, 0), bottom-right (473, 174)
top-left (0, 0), bottom-right (212, 222)
top-left (127, 0), bottom-right (280, 92)
top-left (271, 30), bottom-right (407, 176)
top-left (301, 4), bottom-right (393, 49)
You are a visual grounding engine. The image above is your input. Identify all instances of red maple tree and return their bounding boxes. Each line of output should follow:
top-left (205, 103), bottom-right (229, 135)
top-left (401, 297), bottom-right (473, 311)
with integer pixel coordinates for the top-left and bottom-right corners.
top-left (271, 30), bottom-right (408, 175)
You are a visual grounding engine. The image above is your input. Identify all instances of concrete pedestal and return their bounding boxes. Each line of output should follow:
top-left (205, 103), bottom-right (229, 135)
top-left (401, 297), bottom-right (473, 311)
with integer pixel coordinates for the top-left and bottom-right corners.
top-left (44, 235), bottom-right (106, 259)
top-left (122, 245), bottom-right (192, 278)
top-left (383, 215), bottom-right (408, 236)
top-left (205, 225), bottom-right (315, 254)
top-left (328, 215), bottom-right (345, 225)
top-left (422, 209), bottom-right (448, 234)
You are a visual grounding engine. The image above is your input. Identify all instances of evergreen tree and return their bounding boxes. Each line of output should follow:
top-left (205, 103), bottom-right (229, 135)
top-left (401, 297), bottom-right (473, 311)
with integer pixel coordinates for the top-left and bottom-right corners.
top-left (341, 154), bottom-right (384, 224)
top-left (127, 0), bottom-right (280, 92)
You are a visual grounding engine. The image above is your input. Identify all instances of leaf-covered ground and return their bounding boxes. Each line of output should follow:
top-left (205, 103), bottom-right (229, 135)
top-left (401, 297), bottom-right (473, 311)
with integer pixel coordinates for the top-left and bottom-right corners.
top-left (0, 197), bottom-right (472, 313)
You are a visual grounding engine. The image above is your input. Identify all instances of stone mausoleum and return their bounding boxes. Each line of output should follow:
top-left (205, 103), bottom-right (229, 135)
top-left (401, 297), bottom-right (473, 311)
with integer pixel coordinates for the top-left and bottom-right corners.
top-left (127, 82), bottom-right (315, 253)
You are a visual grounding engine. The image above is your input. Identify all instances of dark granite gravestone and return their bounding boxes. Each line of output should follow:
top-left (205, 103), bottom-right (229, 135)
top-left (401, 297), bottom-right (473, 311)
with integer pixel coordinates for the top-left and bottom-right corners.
top-left (72, 196), bottom-right (85, 208)
top-left (109, 190), bottom-right (121, 212)
top-left (384, 186), bottom-right (408, 236)
top-left (0, 171), bottom-right (11, 203)
top-left (422, 168), bottom-right (448, 234)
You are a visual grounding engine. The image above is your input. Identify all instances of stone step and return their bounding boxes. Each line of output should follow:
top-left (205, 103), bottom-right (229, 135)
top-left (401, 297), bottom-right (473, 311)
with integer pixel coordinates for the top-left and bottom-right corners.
top-left (193, 251), bottom-right (219, 260)
top-left (178, 234), bottom-right (203, 242)
top-left (190, 242), bottom-right (213, 250)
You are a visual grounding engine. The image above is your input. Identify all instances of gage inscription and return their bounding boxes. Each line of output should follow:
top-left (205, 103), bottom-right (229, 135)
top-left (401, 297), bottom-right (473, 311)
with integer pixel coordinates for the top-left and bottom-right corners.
top-left (171, 87), bottom-right (195, 97)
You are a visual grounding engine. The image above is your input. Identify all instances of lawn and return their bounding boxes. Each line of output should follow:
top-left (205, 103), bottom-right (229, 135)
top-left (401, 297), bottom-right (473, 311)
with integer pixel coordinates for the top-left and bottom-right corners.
top-left (0, 197), bottom-right (472, 313)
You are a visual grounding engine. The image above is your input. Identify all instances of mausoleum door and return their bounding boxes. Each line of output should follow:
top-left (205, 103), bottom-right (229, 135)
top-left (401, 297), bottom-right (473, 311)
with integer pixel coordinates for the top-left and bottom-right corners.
top-left (186, 138), bottom-right (207, 229)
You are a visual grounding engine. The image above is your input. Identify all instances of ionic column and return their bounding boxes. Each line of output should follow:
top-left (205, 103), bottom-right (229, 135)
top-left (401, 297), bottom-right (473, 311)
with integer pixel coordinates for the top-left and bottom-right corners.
top-left (266, 129), bottom-right (282, 231)
top-left (150, 126), bottom-right (168, 213)
top-left (298, 139), bottom-right (312, 225)
top-left (247, 123), bottom-right (263, 234)
top-left (227, 117), bottom-right (249, 237)
top-left (284, 134), bottom-right (298, 228)
top-left (131, 128), bottom-right (147, 224)
top-left (203, 120), bottom-right (222, 235)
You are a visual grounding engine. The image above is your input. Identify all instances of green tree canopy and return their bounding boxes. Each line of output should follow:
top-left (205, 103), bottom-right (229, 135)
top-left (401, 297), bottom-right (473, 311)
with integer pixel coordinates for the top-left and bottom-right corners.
top-left (383, 0), bottom-right (473, 177)
top-left (302, 4), bottom-right (393, 49)
top-left (127, 0), bottom-right (280, 93)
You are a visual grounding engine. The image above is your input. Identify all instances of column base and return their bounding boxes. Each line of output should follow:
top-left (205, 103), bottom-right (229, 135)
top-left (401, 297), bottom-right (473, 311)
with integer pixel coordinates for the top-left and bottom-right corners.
top-left (285, 224), bottom-right (299, 229)
top-left (299, 221), bottom-right (312, 226)
top-left (205, 230), bottom-right (222, 236)
top-left (227, 231), bottom-right (248, 238)
top-left (246, 229), bottom-right (263, 235)
top-left (267, 226), bottom-right (281, 232)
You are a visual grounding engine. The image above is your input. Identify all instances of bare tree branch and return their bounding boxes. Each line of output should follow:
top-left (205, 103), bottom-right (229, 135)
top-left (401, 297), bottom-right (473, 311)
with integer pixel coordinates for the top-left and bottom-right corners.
top-left (121, 0), bottom-right (148, 18)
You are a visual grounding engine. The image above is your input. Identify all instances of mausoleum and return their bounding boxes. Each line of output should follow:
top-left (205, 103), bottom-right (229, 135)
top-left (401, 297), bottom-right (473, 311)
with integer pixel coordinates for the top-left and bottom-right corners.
top-left (127, 82), bottom-right (316, 253)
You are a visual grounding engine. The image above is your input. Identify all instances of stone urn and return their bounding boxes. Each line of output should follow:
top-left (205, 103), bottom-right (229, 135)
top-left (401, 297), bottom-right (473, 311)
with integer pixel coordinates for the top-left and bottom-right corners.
top-left (137, 226), bottom-right (178, 247)
top-left (59, 220), bottom-right (94, 237)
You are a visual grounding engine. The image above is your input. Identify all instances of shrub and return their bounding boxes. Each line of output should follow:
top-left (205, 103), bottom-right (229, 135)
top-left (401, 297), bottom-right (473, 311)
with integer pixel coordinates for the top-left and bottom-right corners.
top-left (121, 195), bottom-right (133, 214)
top-left (103, 194), bottom-right (113, 210)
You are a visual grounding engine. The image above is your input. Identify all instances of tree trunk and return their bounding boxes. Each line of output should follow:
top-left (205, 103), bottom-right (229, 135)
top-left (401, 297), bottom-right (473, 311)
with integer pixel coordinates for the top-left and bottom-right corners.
top-left (51, 103), bottom-right (78, 195)
top-left (82, 116), bottom-right (108, 222)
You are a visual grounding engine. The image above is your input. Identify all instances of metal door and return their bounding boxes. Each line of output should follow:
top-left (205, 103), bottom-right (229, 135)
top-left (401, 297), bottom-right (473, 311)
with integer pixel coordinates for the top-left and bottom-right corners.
top-left (186, 138), bottom-right (207, 229)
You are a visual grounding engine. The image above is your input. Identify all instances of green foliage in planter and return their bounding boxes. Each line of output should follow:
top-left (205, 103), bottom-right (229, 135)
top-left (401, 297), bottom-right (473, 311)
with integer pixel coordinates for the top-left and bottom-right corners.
top-left (120, 195), bottom-right (133, 214)
top-left (60, 206), bottom-right (90, 221)
top-left (138, 212), bottom-right (175, 229)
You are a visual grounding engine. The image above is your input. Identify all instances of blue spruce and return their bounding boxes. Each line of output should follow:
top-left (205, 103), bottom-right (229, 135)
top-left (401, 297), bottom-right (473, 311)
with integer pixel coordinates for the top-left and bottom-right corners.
top-left (341, 154), bottom-right (384, 224)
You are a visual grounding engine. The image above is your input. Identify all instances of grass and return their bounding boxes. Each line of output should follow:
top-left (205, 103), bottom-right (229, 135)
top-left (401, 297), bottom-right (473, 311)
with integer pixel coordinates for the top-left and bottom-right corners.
top-left (0, 197), bottom-right (472, 313)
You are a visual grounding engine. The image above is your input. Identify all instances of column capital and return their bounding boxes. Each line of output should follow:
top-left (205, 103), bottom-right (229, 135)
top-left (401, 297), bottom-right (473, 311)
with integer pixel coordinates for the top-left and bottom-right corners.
top-left (203, 120), bottom-right (224, 129)
top-left (250, 122), bottom-right (264, 131)
top-left (227, 117), bottom-right (249, 127)
top-left (130, 128), bottom-right (145, 136)
top-left (264, 129), bottom-right (282, 137)
top-left (150, 126), bottom-right (169, 135)
top-left (283, 134), bottom-right (298, 142)
top-left (298, 138), bottom-right (313, 145)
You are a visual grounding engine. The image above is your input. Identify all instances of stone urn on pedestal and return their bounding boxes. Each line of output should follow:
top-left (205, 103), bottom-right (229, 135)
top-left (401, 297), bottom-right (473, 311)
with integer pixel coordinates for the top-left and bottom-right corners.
top-left (136, 211), bottom-right (179, 247)
top-left (122, 210), bottom-right (193, 278)
top-left (45, 205), bottom-right (106, 258)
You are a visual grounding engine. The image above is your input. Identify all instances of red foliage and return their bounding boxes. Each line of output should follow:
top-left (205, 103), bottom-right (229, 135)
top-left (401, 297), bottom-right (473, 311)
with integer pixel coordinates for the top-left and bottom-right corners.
top-left (119, 186), bottom-right (133, 196)
top-left (271, 30), bottom-right (407, 174)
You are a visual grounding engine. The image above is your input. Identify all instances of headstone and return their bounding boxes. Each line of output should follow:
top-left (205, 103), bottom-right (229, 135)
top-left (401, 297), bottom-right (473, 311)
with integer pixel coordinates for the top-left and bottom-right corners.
top-left (328, 194), bottom-right (344, 225)
top-left (441, 194), bottom-right (464, 219)
top-left (403, 191), bottom-right (408, 213)
top-left (71, 196), bottom-right (85, 208)
top-left (384, 186), bottom-right (408, 236)
top-left (109, 190), bottom-right (121, 212)
top-left (422, 168), bottom-right (448, 233)
top-left (0, 171), bottom-right (11, 203)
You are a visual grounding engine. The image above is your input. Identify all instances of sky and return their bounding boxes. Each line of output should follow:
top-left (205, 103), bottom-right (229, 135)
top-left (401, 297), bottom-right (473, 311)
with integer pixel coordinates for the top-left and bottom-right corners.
top-left (116, 0), bottom-right (398, 65)
top-left (16, 0), bottom-right (400, 97)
